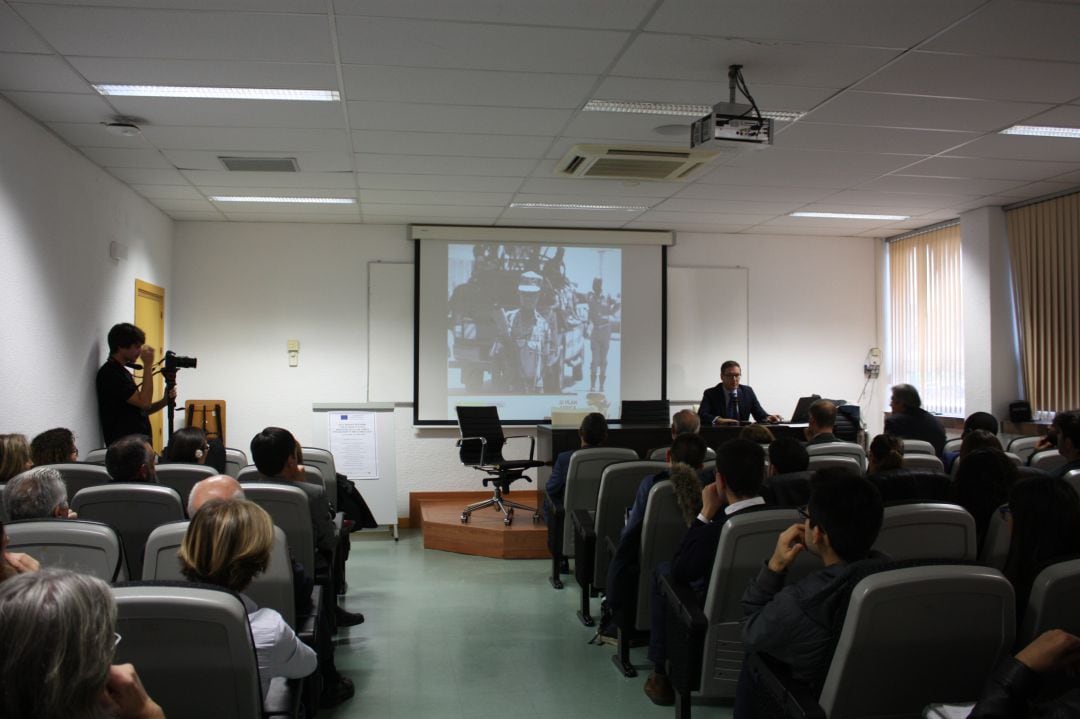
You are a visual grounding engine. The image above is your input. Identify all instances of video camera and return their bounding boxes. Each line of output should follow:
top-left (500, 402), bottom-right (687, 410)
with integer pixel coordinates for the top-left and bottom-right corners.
top-left (164, 351), bottom-right (197, 371)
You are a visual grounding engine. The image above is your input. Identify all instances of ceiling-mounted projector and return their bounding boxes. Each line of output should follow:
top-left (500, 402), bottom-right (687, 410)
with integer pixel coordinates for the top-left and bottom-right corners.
top-left (690, 101), bottom-right (773, 148)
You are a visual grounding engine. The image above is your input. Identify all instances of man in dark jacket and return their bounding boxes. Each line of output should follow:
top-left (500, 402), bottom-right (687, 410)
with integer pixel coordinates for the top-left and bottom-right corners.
top-left (884, 383), bottom-right (946, 456)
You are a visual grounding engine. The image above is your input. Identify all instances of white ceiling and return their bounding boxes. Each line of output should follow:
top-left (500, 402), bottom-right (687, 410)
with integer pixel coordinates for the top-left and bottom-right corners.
top-left (2, 0), bottom-right (1079, 236)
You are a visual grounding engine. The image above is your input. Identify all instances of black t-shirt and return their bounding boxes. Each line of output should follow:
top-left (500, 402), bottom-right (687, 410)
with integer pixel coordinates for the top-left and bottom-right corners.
top-left (96, 358), bottom-right (150, 445)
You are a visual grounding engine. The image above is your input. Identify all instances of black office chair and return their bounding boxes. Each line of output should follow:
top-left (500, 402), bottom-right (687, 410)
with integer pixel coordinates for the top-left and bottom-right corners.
top-left (455, 406), bottom-right (543, 526)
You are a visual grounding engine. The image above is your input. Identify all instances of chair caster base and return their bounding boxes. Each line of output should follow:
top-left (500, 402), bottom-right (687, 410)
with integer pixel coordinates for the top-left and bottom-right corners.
top-left (460, 513), bottom-right (469, 524)
top-left (549, 575), bottom-right (564, 590)
top-left (503, 517), bottom-right (512, 526)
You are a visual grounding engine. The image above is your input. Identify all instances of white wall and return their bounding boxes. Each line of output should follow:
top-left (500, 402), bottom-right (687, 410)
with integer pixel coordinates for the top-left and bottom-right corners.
top-left (0, 99), bottom-right (174, 449)
top-left (172, 223), bottom-right (881, 516)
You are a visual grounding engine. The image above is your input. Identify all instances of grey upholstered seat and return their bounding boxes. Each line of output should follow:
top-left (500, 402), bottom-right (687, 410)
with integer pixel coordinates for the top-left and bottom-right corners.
top-left (240, 482), bottom-right (316, 579)
top-left (560, 447), bottom-right (638, 558)
top-left (143, 521), bottom-right (297, 629)
top-left (1030, 449), bottom-right (1067, 472)
top-left (70, 483), bottom-right (184, 579)
top-left (873, 503), bottom-right (976, 561)
top-left (301, 447), bottom-right (338, 510)
top-left (901, 453), bottom-right (945, 474)
top-left (648, 445), bottom-right (717, 461)
top-left (902, 439), bottom-right (937, 456)
top-left (1018, 557), bottom-right (1080, 647)
top-left (4, 518), bottom-right (123, 581)
top-left (807, 454), bottom-right (863, 474)
top-left (806, 442), bottom-right (866, 472)
top-left (82, 448), bottom-right (108, 465)
top-left (1006, 435), bottom-right (1042, 465)
top-left (224, 447), bottom-right (248, 478)
top-left (156, 463), bottom-right (216, 513)
top-left (635, 481), bottom-right (688, 631)
top-left (591, 460), bottom-right (665, 591)
top-left (943, 437), bottom-right (963, 454)
top-left (113, 584), bottom-right (298, 719)
top-left (979, 504), bottom-right (1011, 570)
top-left (50, 462), bottom-right (111, 497)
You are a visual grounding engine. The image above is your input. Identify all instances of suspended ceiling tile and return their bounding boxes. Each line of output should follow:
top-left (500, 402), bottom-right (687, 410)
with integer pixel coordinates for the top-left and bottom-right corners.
top-left (501, 206), bottom-right (647, 222)
top-left (0, 5), bottom-right (52, 53)
top-left (15, 0), bottom-right (322, 10)
top-left (139, 126), bottom-right (351, 152)
top-left (627, 220), bottom-right (756, 233)
top-left (2, 91), bottom-right (117, 123)
top-left (341, 66), bottom-right (594, 108)
top-left (815, 189), bottom-right (965, 211)
top-left (775, 123), bottom-right (979, 156)
top-left (353, 173), bottom-right (521, 193)
top-left (859, 174), bottom-right (1022, 196)
top-left (148, 197), bottom-right (218, 212)
top-left (0, 52), bottom-right (93, 93)
top-left (948, 134), bottom-right (1080, 163)
top-left (106, 167), bottom-right (189, 184)
top-left (700, 148), bottom-right (922, 188)
top-left (361, 203), bottom-right (503, 219)
top-left (591, 76), bottom-right (838, 112)
top-left (364, 215), bottom-right (490, 226)
top-left (352, 153), bottom-right (536, 177)
top-left (923, 0), bottom-right (1080, 63)
top-left (196, 185), bottom-right (355, 198)
top-left (358, 190), bottom-right (512, 207)
top-left (671, 183), bottom-right (834, 203)
top-left (332, 0), bottom-right (657, 29)
top-left (161, 150), bottom-right (352, 173)
top-left (351, 130), bottom-right (553, 159)
top-left (105, 97), bottom-right (347, 129)
top-left (515, 177), bottom-right (685, 198)
top-left (219, 212), bottom-right (363, 223)
top-left (803, 91), bottom-right (1053, 133)
top-left (129, 184), bottom-right (204, 200)
top-left (68, 56), bottom-right (339, 89)
top-left (899, 155), bottom-right (1079, 181)
top-left (650, 197), bottom-right (806, 215)
top-left (81, 146), bottom-right (174, 168)
top-left (47, 122), bottom-right (157, 148)
top-left (182, 171), bottom-right (356, 188)
top-left (347, 100), bottom-right (572, 136)
top-left (630, 210), bottom-right (777, 225)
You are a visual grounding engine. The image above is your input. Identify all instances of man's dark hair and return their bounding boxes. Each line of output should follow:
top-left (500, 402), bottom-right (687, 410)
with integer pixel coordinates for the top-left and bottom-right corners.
top-left (715, 438), bottom-right (765, 498)
top-left (807, 468), bottom-right (883, 563)
top-left (30, 428), bottom-right (75, 466)
top-left (720, 360), bottom-right (741, 376)
top-left (1052, 410), bottom-right (1080, 448)
top-left (962, 411), bottom-right (999, 437)
top-left (769, 437), bottom-right (809, 474)
top-left (250, 427), bottom-right (297, 476)
top-left (579, 412), bottom-right (608, 447)
top-left (107, 323), bottom-right (145, 354)
top-left (670, 433), bottom-right (707, 469)
top-left (105, 435), bottom-right (153, 482)
top-left (890, 383), bottom-right (921, 411)
top-left (959, 429), bottom-right (1002, 458)
top-left (808, 400), bottom-right (836, 429)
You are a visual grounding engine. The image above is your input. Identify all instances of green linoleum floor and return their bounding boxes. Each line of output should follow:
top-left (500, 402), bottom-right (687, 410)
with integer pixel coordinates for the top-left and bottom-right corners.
top-left (321, 529), bottom-right (733, 719)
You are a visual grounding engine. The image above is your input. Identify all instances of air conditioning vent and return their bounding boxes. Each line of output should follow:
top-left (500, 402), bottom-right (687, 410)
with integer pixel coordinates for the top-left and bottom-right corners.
top-left (556, 144), bottom-right (719, 181)
top-left (219, 157), bottom-right (299, 172)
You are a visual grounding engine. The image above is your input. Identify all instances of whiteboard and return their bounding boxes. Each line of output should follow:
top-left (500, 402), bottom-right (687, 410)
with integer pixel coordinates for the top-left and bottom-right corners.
top-left (666, 266), bottom-right (749, 403)
top-left (367, 262), bottom-right (413, 403)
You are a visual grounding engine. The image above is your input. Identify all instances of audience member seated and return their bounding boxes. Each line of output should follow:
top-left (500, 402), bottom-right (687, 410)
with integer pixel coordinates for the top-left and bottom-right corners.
top-left (179, 498), bottom-right (321, 700)
top-left (1003, 476), bottom-right (1080, 622)
top-left (968, 629), bottom-right (1080, 718)
top-left (623, 433), bottom-right (709, 540)
top-left (740, 423), bottom-right (775, 444)
top-left (105, 435), bottom-right (158, 483)
top-left (3, 467), bottom-right (78, 521)
top-left (736, 469), bottom-right (885, 710)
top-left (250, 427), bottom-right (362, 630)
top-left (29, 427), bottom-right (79, 466)
top-left (1, 519), bottom-right (40, 581)
top-left (0, 433), bottom-right (32, 483)
top-left (953, 448), bottom-right (1019, 552)
top-left (943, 411), bottom-right (999, 473)
top-left (959, 429), bottom-right (1005, 460)
top-left (0, 568), bottom-right (163, 719)
top-left (544, 411), bottom-right (608, 563)
top-left (885, 383), bottom-right (946, 456)
top-left (762, 437), bottom-right (810, 506)
top-left (165, 426), bottom-right (227, 475)
top-left (1039, 410), bottom-right (1080, 479)
top-left (643, 439), bottom-right (768, 705)
top-left (804, 400), bottom-right (840, 445)
top-left (866, 433), bottom-right (904, 475)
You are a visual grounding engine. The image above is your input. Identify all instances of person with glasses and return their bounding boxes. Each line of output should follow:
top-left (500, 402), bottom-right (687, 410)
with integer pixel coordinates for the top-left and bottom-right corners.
top-left (0, 568), bottom-right (163, 719)
top-left (164, 426), bottom-right (227, 474)
top-left (30, 427), bottom-right (79, 466)
top-left (698, 360), bottom-right (780, 426)
top-left (105, 435), bottom-right (158, 484)
top-left (738, 469), bottom-right (885, 701)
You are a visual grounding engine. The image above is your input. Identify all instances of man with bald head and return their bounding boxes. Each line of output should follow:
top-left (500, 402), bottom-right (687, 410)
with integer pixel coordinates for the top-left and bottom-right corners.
top-left (187, 474), bottom-right (243, 516)
top-left (671, 409), bottom-right (700, 437)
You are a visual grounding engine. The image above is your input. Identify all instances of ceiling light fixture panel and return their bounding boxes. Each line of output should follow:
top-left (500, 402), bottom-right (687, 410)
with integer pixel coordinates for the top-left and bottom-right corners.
top-left (583, 99), bottom-right (803, 122)
top-left (510, 202), bottom-right (649, 211)
top-left (94, 85), bottom-right (340, 101)
top-left (790, 211), bottom-right (910, 220)
top-left (210, 196), bottom-right (355, 204)
top-left (999, 124), bottom-right (1080, 139)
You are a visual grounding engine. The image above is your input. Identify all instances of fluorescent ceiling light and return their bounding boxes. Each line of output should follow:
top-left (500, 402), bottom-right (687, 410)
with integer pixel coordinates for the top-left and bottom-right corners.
top-left (582, 99), bottom-right (803, 122)
top-left (93, 85), bottom-right (340, 101)
top-left (209, 196), bottom-right (355, 204)
top-left (510, 202), bottom-right (649, 212)
top-left (790, 211), bottom-right (910, 221)
top-left (999, 124), bottom-right (1080, 139)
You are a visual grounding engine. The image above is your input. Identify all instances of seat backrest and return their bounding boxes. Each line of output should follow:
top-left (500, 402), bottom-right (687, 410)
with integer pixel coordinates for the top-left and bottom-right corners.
top-left (649, 445), bottom-right (717, 461)
top-left (113, 584), bottom-right (264, 719)
top-left (979, 504), bottom-right (1011, 570)
top-left (902, 439), bottom-right (937, 456)
top-left (762, 470), bottom-right (813, 507)
top-left (901, 453), bottom-right (945, 474)
top-left (156, 464), bottom-right (216, 514)
top-left (1018, 557), bottom-right (1080, 646)
top-left (143, 522), bottom-right (297, 629)
top-left (1030, 449), bottom-right (1067, 472)
top-left (240, 482), bottom-right (315, 578)
top-left (83, 448), bottom-right (108, 465)
top-left (1007, 435), bottom-right (1042, 464)
top-left (943, 437), bottom-right (963, 454)
top-left (224, 447), bottom-right (247, 478)
top-left (1066, 469), bottom-right (1080, 498)
top-left (455, 405), bottom-right (506, 465)
top-left (301, 447), bottom-right (338, 510)
top-left (1003, 452), bottom-right (1023, 466)
top-left (635, 481), bottom-right (688, 630)
top-left (561, 447), bottom-right (639, 554)
top-left (873, 503), bottom-right (976, 561)
top-left (819, 565), bottom-right (1014, 718)
top-left (806, 442), bottom-right (866, 471)
top-left (868, 470), bottom-right (952, 505)
top-left (591, 460), bottom-right (666, 590)
top-left (70, 483), bottom-right (184, 579)
top-left (807, 455), bottom-right (863, 474)
top-left (4, 518), bottom-right (123, 582)
top-left (52, 462), bottom-right (111, 497)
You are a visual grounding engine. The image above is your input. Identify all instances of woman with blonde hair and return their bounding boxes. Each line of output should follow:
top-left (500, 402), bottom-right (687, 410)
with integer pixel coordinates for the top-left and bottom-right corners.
top-left (178, 498), bottom-right (317, 697)
top-left (0, 433), bottom-right (32, 482)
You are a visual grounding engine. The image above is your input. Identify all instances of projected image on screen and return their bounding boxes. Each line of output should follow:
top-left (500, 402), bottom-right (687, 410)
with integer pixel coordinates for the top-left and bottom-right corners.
top-left (446, 242), bottom-right (621, 418)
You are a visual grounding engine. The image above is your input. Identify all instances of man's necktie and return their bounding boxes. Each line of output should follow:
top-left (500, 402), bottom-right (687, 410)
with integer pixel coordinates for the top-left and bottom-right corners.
top-left (729, 391), bottom-right (740, 420)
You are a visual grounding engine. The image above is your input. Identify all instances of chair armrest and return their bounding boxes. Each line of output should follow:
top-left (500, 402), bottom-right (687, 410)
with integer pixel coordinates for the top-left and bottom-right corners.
top-left (571, 509), bottom-right (596, 588)
top-left (744, 652), bottom-right (825, 719)
top-left (659, 574), bottom-right (708, 632)
top-left (263, 677), bottom-right (302, 719)
top-left (571, 508), bottom-right (595, 538)
top-left (503, 434), bottom-right (537, 460)
top-left (659, 573), bottom-right (708, 694)
top-left (457, 436), bottom-right (488, 465)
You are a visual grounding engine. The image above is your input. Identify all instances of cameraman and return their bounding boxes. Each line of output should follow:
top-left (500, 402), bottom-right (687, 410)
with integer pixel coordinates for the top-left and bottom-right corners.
top-left (96, 323), bottom-right (177, 446)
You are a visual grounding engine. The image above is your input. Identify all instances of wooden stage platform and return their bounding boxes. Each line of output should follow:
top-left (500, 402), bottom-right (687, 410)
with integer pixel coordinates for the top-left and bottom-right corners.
top-left (419, 499), bottom-right (550, 559)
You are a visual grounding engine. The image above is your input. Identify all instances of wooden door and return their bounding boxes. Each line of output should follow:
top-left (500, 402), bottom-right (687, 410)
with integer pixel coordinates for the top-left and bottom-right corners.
top-left (134, 280), bottom-right (166, 453)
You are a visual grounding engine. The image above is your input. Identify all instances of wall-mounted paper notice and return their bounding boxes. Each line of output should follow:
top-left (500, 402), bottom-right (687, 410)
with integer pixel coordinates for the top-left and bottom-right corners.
top-left (327, 412), bottom-right (378, 480)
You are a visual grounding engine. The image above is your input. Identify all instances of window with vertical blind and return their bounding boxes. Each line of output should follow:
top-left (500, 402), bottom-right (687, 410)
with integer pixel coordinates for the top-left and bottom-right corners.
top-left (886, 223), bottom-right (964, 416)
top-left (1006, 191), bottom-right (1080, 415)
